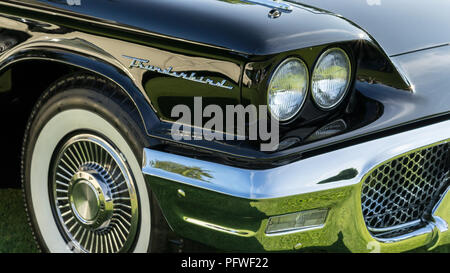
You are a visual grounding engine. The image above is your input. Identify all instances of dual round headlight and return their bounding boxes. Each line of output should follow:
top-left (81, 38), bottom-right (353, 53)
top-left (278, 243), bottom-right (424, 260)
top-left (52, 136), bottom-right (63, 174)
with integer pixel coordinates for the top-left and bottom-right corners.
top-left (268, 48), bottom-right (352, 121)
top-left (268, 58), bottom-right (309, 121)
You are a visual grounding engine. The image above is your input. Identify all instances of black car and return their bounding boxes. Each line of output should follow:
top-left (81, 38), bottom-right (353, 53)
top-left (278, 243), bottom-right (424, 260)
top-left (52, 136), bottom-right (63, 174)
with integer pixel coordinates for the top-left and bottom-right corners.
top-left (0, 0), bottom-right (448, 253)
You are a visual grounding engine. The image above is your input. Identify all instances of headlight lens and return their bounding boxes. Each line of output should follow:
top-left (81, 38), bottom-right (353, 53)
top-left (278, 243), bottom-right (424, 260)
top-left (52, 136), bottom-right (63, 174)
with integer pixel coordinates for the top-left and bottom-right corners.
top-left (311, 48), bottom-right (351, 109)
top-left (268, 58), bottom-right (309, 121)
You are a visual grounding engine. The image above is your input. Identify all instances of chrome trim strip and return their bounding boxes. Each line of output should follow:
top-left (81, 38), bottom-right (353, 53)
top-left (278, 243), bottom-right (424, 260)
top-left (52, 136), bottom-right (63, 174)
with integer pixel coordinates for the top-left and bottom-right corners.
top-left (374, 223), bottom-right (435, 244)
top-left (433, 216), bottom-right (448, 233)
top-left (183, 217), bottom-right (255, 237)
top-left (265, 224), bottom-right (325, 237)
top-left (432, 187), bottom-right (450, 216)
top-left (432, 187), bottom-right (450, 233)
top-left (142, 120), bottom-right (450, 200)
top-left (367, 220), bottom-right (422, 233)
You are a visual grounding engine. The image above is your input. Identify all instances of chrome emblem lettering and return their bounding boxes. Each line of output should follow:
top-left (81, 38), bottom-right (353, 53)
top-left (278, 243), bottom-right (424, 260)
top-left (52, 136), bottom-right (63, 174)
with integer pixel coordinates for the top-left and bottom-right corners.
top-left (123, 55), bottom-right (233, 90)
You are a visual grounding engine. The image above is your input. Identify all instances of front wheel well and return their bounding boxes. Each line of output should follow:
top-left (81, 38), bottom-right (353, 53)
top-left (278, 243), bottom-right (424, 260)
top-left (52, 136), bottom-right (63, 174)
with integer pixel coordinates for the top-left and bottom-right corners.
top-left (0, 59), bottom-right (90, 188)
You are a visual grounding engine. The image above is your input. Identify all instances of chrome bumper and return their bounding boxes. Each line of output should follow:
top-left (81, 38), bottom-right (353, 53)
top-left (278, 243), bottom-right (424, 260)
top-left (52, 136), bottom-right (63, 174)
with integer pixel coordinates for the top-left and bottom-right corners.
top-left (142, 120), bottom-right (450, 252)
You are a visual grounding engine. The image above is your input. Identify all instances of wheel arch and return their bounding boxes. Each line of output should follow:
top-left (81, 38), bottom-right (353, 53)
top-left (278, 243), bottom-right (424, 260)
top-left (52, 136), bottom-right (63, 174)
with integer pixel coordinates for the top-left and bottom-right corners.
top-left (0, 46), bottom-right (159, 188)
top-left (0, 46), bottom-right (160, 135)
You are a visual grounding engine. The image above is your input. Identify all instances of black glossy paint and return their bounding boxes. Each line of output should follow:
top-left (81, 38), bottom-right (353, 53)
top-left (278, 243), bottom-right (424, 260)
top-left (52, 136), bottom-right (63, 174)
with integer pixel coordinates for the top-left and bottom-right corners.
top-left (294, 0), bottom-right (450, 56)
top-left (7, 0), bottom-right (365, 55)
top-left (10, 0), bottom-right (450, 56)
top-left (0, 0), bottom-right (449, 169)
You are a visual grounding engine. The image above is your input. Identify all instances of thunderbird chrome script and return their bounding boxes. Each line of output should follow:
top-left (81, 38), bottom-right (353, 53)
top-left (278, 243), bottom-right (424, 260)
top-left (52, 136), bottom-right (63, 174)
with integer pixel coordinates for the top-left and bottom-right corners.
top-left (123, 55), bottom-right (233, 90)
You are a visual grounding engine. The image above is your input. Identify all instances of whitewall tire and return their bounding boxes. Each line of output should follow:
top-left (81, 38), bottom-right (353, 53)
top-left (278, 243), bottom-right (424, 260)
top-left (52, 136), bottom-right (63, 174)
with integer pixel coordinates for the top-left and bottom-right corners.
top-left (22, 74), bottom-right (168, 253)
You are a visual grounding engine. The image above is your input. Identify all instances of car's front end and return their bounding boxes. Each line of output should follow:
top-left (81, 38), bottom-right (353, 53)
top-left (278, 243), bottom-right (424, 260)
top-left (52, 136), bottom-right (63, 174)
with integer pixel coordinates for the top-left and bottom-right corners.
top-left (137, 0), bottom-right (450, 252)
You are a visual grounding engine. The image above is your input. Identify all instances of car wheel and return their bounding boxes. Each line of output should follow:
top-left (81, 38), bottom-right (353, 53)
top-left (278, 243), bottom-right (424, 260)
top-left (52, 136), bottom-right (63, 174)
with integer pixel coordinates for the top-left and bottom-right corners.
top-left (22, 73), bottom-right (168, 253)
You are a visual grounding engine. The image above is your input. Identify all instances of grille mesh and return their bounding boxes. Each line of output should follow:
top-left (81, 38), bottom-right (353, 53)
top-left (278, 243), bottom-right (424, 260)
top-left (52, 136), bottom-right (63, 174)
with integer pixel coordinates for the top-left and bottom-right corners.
top-left (361, 142), bottom-right (449, 234)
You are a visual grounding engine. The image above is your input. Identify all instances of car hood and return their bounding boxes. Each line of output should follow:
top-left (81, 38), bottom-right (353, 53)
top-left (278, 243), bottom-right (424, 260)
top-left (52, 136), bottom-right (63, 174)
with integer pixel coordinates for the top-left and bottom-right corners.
top-left (293, 0), bottom-right (450, 56)
top-left (7, 0), bottom-right (450, 56)
top-left (4, 0), bottom-right (367, 55)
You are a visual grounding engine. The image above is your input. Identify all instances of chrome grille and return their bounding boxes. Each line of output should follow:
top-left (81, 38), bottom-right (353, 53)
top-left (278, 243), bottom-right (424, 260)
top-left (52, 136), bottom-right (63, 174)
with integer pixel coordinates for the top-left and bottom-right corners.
top-left (361, 142), bottom-right (449, 236)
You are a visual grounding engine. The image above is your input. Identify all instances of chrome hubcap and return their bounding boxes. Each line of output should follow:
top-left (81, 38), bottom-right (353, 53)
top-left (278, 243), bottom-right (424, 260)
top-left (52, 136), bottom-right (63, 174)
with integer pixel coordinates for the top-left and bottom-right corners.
top-left (51, 134), bottom-right (139, 253)
top-left (71, 179), bottom-right (100, 223)
top-left (69, 166), bottom-right (114, 229)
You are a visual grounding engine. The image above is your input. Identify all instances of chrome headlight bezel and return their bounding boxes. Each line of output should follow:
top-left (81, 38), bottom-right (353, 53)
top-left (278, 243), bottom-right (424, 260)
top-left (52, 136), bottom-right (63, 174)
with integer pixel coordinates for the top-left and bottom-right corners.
top-left (267, 57), bottom-right (309, 122)
top-left (311, 47), bottom-right (352, 110)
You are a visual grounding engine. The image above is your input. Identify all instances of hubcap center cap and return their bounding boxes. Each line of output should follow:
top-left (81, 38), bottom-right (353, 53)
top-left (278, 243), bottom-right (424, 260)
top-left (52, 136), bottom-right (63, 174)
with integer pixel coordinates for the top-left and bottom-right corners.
top-left (71, 180), bottom-right (100, 222)
top-left (68, 167), bottom-right (114, 230)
